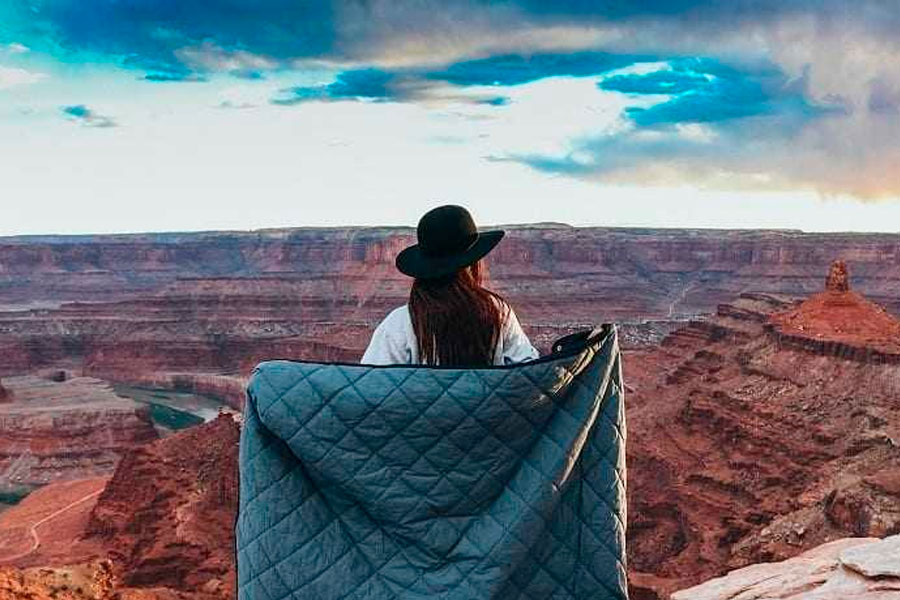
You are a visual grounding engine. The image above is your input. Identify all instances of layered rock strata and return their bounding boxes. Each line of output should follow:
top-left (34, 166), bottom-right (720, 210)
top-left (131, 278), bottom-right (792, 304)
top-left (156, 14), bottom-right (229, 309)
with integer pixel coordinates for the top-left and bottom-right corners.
top-left (625, 266), bottom-right (900, 599)
top-left (0, 376), bottom-right (159, 490)
top-left (83, 413), bottom-right (239, 599)
top-left (4, 227), bottom-right (900, 318)
top-left (6, 227), bottom-right (900, 389)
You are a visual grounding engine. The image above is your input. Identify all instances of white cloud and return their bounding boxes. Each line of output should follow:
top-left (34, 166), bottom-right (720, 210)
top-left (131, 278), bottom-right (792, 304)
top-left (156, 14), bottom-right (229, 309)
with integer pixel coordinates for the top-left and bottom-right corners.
top-left (175, 42), bottom-right (277, 73)
top-left (0, 65), bottom-right (46, 89)
top-left (6, 43), bottom-right (29, 54)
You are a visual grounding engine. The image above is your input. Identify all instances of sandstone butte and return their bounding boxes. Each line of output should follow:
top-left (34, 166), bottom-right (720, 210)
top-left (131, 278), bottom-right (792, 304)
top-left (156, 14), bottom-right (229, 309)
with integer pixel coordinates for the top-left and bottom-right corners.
top-left (1, 254), bottom-right (900, 599)
top-left (623, 261), bottom-right (900, 599)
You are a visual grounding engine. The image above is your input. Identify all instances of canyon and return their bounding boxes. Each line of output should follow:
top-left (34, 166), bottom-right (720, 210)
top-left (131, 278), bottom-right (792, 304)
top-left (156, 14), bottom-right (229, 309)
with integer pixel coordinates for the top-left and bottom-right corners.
top-left (0, 415), bottom-right (238, 599)
top-left (0, 375), bottom-right (158, 501)
top-left (2, 227), bottom-right (900, 599)
top-left (5, 267), bottom-right (899, 599)
top-left (4, 226), bottom-right (900, 388)
top-left (625, 265), bottom-right (900, 598)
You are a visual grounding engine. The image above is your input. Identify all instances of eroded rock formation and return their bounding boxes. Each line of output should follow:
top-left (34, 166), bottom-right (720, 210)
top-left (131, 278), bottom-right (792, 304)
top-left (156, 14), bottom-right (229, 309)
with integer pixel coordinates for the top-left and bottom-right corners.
top-left (769, 260), bottom-right (900, 358)
top-left (2, 237), bottom-right (900, 599)
top-left (4, 227), bottom-right (900, 318)
top-left (83, 413), bottom-right (240, 599)
top-left (0, 377), bottom-right (159, 490)
top-left (624, 269), bottom-right (900, 598)
top-left (6, 228), bottom-right (900, 398)
top-left (672, 535), bottom-right (900, 600)
top-left (826, 259), bottom-right (849, 292)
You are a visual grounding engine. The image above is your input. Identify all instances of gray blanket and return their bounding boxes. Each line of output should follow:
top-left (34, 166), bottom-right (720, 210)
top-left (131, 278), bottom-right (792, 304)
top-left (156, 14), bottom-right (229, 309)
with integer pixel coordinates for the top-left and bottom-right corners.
top-left (235, 324), bottom-right (628, 599)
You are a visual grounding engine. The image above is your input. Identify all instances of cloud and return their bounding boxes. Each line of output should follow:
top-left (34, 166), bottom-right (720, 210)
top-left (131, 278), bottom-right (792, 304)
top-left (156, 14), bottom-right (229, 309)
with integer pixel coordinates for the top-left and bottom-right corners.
top-left (271, 67), bottom-right (492, 106)
top-left (6, 42), bottom-right (29, 54)
top-left (868, 77), bottom-right (900, 115)
top-left (475, 96), bottom-right (511, 106)
top-left (0, 65), bottom-right (46, 89)
top-left (603, 58), bottom-right (844, 127)
top-left (10, 1), bottom-right (900, 74)
top-left (218, 100), bottom-right (256, 110)
top-left (493, 57), bottom-right (882, 196)
top-left (273, 68), bottom-right (404, 105)
top-left (424, 51), bottom-right (649, 86)
top-left (8, 0), bottom-right (900, 199)
top-left (142, 72), bottom-right (207, 82)
top-left (22, 0), bottom-right (333, 78)
top-left (273, 50), bottom-right (647, 105)
top-left (61, 105), bottom-right (117, 128)
top-left (599, 69), bottom-right (711, 95)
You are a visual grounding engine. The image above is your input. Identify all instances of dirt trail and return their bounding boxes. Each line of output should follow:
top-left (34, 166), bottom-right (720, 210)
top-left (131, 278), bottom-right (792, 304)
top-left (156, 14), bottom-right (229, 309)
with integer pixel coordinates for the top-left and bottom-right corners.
top-left (0, 488), bottom-right (103, 564)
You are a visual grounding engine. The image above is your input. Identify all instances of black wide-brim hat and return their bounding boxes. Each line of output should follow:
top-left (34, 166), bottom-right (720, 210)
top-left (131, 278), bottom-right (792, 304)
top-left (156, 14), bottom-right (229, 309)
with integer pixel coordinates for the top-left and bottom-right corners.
top-left (395, 205), bottom-right (505, 279)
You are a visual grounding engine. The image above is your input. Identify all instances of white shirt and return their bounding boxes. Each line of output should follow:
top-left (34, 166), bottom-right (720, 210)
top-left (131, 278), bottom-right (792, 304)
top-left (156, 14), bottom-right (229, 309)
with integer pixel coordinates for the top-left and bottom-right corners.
top-left (361, 304), bottom-right (540, 366)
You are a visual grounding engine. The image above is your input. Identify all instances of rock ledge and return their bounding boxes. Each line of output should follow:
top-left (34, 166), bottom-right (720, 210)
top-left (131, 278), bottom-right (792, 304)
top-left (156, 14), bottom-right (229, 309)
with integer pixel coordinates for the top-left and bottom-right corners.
top-left (672, 535), bottom-right (900, 600)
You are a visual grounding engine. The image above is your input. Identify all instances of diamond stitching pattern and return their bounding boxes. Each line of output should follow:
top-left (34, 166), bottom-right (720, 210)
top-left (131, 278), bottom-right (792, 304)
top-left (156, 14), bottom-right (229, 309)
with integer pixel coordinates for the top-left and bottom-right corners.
top-left (236, 326), bottom-right (628, 600)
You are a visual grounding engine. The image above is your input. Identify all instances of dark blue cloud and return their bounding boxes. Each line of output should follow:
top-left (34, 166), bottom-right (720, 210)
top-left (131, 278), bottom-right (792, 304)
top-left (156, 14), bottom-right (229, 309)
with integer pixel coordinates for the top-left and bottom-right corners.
top-left (61, 105), bottom-right (89, 118)
top-left (496, 57), bottom-right (850, 182)
top-left (424, 51), bottom-right (648, 87)
top-left (325, 69), bottom-right (395, 99)
top-left (60, 104), bottom-right (117, 127)
top-left (8, 0), bottom-right (900, 84)
top-left (599, 70), bottom-right (711, 95)
top-left (231, 69), bottom-right (266, 81)
top-left (22, 0), bottom-right (334, 77)
top-left (599, 58), bottom-right (842, 127)
top-left (476, 96), bottom-right (511, 106)
top-left (142, 72), bottom-right (207, 82)
top-left (273, 50), bottom-right (649, 105)
top-left (272, 69), bottom-right (402, 105)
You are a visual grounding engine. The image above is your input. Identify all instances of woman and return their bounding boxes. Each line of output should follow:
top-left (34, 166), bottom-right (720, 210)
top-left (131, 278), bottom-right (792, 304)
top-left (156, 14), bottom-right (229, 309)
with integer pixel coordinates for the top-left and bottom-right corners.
top-left (362, 204), bottom-right (539, 366)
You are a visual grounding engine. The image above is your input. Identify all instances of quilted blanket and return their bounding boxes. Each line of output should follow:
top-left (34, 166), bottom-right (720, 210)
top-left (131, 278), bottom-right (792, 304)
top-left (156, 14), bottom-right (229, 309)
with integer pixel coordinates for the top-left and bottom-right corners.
top-left (235, 324), bottom-right (628, 600)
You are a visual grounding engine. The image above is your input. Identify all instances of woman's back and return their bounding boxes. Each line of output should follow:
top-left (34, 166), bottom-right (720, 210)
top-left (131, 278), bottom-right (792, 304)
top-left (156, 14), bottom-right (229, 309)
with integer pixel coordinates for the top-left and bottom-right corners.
top-left (361, 301), bottom-right (539, 366)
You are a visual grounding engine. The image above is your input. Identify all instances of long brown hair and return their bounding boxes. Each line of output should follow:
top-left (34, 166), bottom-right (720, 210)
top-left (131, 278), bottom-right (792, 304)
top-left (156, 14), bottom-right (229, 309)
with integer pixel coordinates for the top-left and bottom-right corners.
top-left (409, 260), bottom-right (510, 366)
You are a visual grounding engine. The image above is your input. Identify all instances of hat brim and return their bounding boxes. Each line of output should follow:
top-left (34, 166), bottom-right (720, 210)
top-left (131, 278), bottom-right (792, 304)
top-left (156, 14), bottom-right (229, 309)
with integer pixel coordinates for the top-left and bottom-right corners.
top-left (395, 229), bottom-right (505, 279)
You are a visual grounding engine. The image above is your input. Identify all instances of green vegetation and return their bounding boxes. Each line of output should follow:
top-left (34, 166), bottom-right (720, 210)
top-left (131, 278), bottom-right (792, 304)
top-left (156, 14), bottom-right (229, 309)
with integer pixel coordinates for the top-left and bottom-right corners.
top-left (0, 485), bottom-right (33, 506)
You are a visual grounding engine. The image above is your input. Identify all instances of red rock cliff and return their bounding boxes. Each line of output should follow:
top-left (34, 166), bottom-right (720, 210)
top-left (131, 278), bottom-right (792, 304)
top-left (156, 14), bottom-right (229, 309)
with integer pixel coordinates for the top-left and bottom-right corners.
top-left (0, 376), bottom-right (159, 490)
top-left (4, 227), bottom-right (900, 318)
top-left (84, 413), bottom-right (240, 599)
top-left (6, 228), bottom-right (900, 388)
top-left (625, 267), bottom-right (900, 598)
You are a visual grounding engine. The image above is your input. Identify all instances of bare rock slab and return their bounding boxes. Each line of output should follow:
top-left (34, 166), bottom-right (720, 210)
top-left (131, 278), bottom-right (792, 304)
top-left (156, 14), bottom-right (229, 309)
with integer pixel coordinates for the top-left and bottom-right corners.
top-left (841, 535), bottom-right (900, 578)
top-left (671, 537), bottom-right (900, 600)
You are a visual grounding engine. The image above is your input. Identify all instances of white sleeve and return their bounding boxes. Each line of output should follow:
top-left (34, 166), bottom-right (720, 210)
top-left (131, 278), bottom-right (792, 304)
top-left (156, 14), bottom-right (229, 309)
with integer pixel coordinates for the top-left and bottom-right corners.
top-left (500, 307), bottom-right (540, 365)
top-left (361, 309), bottom-right (412, 365)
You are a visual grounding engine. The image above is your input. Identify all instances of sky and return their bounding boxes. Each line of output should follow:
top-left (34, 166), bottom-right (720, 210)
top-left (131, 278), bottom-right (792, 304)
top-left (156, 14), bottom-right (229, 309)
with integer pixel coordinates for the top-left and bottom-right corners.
top-left (2, 1), bottom-right (900, 235)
